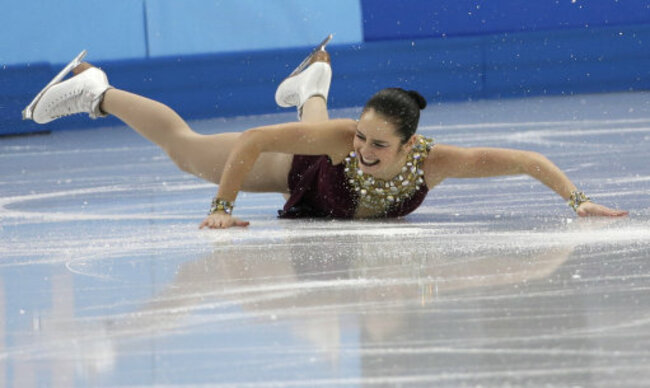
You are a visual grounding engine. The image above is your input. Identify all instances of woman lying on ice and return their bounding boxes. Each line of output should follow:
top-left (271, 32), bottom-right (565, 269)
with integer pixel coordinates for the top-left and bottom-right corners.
top-left (23, 36), bottom-right (628, 229)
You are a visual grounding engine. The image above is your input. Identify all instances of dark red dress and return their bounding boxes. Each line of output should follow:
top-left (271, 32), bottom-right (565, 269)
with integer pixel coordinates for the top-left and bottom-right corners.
top-left (278, 155), bottom-right (429, 219)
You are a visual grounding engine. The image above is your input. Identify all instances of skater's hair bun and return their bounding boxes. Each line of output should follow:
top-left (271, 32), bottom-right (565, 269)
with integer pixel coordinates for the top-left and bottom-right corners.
top-left (363, 88), bottom-right (427, 144)
top-left (406, 90), bottom-right (427, 110)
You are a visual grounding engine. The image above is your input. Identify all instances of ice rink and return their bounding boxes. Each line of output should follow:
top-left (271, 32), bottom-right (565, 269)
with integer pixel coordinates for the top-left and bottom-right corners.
top-left (1, 92), bottom-right (649, 387)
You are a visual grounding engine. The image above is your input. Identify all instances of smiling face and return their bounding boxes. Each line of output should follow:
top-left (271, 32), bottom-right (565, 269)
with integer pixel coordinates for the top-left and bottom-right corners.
top-left (354, 108), bottom-right (415, 180)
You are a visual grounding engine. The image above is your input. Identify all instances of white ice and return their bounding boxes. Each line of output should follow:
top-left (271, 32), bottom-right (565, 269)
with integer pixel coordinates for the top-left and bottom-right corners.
top-left (1, 92), bottom-right (649, 387)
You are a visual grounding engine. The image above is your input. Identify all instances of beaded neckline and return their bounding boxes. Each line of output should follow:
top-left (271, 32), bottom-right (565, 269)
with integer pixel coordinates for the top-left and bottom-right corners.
top-left (343, 135), bottom-right (434, 212)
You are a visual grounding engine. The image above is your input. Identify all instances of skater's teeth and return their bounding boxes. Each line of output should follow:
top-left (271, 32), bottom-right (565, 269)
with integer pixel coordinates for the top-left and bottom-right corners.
top-left (360, 155), bottom-right (379, 166)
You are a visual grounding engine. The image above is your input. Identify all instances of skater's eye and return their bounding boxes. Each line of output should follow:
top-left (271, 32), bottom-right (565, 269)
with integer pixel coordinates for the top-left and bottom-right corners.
top-left (357, 131), bottom-right (388, 148)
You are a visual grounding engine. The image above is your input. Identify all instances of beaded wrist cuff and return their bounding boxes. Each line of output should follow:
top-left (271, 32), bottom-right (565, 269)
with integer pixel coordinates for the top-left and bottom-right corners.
top-left (568, 191), bottom-right (591, 212)
top-left (209, 198), bottom-right (234, 215)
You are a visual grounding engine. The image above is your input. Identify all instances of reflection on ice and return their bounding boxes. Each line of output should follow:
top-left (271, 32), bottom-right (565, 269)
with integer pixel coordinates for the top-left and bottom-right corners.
top-left (3, 219), bottom-right (649, 386)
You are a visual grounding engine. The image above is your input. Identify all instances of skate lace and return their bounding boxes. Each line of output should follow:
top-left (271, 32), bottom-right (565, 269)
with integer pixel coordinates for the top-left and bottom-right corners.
top-left (47, 87), bottom-right (87, 119)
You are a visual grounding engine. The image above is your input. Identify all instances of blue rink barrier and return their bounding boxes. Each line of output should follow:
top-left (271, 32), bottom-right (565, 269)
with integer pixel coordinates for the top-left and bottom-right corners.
top-left (360, 0), bottom-right (650, 41)
top-left (1, 24), bottom-right (649, 136)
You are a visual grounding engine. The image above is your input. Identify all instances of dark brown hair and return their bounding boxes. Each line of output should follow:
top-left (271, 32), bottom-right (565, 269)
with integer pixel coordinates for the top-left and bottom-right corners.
top-left (362, 88), bottom-right (427, 144)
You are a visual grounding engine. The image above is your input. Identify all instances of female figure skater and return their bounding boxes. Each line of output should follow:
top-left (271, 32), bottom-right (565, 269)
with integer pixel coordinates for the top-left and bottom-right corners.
top-left (23, 38), bottom-right (628, 229)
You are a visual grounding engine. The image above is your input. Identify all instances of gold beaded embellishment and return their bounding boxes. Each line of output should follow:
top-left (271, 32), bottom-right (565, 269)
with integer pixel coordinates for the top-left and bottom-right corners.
top-left (568, 191), bottom-right (591, 212)
top-left (343, 135), bottom-right (434, 212)
top-left (209, 198), bottom-right (234, 215)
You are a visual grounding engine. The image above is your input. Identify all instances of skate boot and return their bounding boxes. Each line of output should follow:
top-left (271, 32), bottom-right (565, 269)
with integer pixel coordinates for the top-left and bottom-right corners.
top-left (23, 50), bottom-right (112, 124)
top-left (275, 34), bottom-right (333, 118)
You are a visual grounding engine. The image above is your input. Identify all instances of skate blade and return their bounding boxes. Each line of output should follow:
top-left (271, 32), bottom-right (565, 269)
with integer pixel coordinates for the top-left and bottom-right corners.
top-left (287, 34), bottom-right (333, 78)
top-left (22, 49), bottom-right (88, 120)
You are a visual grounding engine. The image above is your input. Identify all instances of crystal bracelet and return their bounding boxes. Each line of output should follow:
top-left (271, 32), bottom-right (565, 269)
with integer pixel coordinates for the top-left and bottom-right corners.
top-left (567, 191), bottom-right (591, 212)
top-left (209, 198), bottom-right (234, 215)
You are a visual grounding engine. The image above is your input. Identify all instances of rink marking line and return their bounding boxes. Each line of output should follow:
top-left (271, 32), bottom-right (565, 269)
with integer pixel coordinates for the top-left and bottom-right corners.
top-left (0, 181), bottom-right (288, 224)
top-left (91, 364), bottom-right (650, 387)
top-left (424, 126), bottom-right (650, 147)
top-left (0, 183), bottom-right (212, 222)
top-left (0, 145), bottom-right (157, 158)
top-left (419, 117), bottom-right (650, 131)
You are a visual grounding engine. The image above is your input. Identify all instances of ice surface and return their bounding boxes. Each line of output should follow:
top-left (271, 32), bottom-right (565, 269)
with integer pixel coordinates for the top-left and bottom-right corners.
top-left (1, 92), bottom-right (649, 387)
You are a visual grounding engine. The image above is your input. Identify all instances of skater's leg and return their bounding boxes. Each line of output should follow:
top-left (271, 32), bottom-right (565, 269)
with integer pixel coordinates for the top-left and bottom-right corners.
top-left (300, 96), bottom-right (329, 123)
top-left (273, 57), bottom-right (331, 199)
top-left (100, 89), bottom-right (193, 150)
top-left (275, 42), bottom-right (332, 120)
top-left (27, 58), bottom-right (291, 193)
top-left (100, 89), bottom-right (291, 192)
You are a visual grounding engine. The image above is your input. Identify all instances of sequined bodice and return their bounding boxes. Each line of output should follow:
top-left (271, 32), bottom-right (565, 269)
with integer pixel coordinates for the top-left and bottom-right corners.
top-left (343, 135), bottom-right (434, 213)
top-left (279, 135), bottom-right (434, 219)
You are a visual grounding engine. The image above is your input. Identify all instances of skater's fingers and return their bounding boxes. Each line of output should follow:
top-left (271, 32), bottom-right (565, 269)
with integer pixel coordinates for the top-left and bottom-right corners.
top-left (234, 219), bottom-right (250, 227)
top-left (200, 214), bottom-right (247, 230)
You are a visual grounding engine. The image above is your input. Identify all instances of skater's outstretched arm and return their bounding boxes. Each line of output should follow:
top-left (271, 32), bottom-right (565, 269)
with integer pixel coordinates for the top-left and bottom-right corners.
top-left (199, 119), bottom-right (357, 229)
top-left (422, 145), bottom-right (628, 217)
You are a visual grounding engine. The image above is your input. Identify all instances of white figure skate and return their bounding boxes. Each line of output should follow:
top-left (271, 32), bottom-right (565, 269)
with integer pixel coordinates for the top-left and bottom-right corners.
top-left (22, 50), bottom-right (111, 124)
top-left (275, 34), bottom-right (333, 116)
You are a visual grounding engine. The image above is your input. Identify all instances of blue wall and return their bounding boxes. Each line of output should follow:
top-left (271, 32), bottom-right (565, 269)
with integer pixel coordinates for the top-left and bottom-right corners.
top-left (361, 0), bottom-right (650, 40)
top-left (1, 1), bottom-right (649, 136)
top-left (145, 0), bottom-right (362, 57)
top-left (0, 0), bottom-right (362, 65)
top-left (0, 1), bottom-right (147, 64)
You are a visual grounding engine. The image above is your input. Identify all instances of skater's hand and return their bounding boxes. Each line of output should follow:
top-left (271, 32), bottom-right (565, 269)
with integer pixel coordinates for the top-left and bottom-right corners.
top-left (576, 201), bottom-right (628, 217)
top-left (199, 213), bottom-right (250, 229)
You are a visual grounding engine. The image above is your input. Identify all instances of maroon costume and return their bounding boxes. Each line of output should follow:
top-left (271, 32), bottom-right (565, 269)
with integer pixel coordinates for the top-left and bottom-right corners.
top-left (278, 155), bottom-right (429, 219)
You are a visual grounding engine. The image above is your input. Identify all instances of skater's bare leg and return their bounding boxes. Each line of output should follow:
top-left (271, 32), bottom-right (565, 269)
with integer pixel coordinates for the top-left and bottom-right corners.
top-left (300, 96), bottom-right (329, 123)
top-left (100, 89), bottom-right (191, 149)
top-left (99, 89), bottom-right (291, 192)
top-left (274, 96), bottom-right (330, 201)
